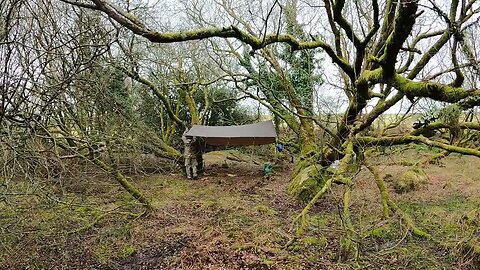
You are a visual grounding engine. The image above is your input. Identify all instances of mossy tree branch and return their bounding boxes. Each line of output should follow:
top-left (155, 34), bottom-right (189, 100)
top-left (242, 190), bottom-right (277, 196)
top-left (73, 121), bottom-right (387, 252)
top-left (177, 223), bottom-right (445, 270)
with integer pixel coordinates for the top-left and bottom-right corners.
top-left (118, 67), bottom-right (185, 127)
top-left (364, 161), bottom-right (390, 219)
top-left (294, 163), bottom-right (352, 227)
top-left (356, 135), bottom-right (480, 158)
top-left (65, 0), bottom-right (356, 78)
top-left (378, 0), bottom-right (419, 77)
top-left (411, 121), bottom-right (480, 136)
top-left (370, 0), bottom-right (395, 59)
top-left (337, 141), bottom-right (358, 260)
top-left (51, 136), bottom-right (154, 211)
top-left (90, 156), bottom-right (152, 211)
top-left (393, 74), bottom-right (480, 103)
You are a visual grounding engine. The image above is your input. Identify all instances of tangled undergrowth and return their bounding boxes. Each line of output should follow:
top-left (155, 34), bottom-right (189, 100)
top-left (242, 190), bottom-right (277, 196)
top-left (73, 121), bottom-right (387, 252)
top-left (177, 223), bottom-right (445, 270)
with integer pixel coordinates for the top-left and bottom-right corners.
top-left (1, 149), bottom-right (480, 269)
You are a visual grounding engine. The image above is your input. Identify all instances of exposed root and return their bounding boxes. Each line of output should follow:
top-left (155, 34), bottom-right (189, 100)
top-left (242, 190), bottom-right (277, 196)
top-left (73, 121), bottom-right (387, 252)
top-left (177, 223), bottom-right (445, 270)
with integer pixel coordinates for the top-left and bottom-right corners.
top-left (365, 162), bottom-right (432, 239)
top-left (339, 179), bottom-right (359, 262)
top-left (292, 175), bottom-right (333, 235)
top-left (365, 162), bottom-right (390, 219)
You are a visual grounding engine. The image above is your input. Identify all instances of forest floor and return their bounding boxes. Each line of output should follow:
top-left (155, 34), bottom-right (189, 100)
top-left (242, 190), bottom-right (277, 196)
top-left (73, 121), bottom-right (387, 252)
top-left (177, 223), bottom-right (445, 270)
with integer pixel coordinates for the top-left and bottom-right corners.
top-left (1, 146), bottom-right (480, 269)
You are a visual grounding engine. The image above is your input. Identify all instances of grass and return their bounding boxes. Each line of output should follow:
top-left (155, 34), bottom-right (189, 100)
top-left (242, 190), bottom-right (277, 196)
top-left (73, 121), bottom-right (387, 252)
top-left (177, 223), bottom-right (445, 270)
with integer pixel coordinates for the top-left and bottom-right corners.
top-left (398, 194), bottom-right (479, 241)
top-left (1, 150), bottom-right (480, 269)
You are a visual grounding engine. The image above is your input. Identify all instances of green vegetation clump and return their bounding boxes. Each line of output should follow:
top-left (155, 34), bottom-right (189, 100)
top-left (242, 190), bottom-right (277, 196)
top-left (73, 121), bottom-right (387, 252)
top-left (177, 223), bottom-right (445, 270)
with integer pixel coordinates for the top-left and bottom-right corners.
top-left (439, 104), bottom-right (461, 126)
top-left (303, 236), bottom-right (328, 248)
top-left (288, 164), bottom-right (324, 202)
top-left (254, 204), bottom-right (277, 216)
top-left (369, 227), bottom-right (388, 238)
top-left (394, 167), bottom-right (428, 193)
top-left (415, 144), bottom-right (441, 153)
top-left (120, 245), bottom-right (137, 258)
top-left (462, 209), bottom-right (480, 227)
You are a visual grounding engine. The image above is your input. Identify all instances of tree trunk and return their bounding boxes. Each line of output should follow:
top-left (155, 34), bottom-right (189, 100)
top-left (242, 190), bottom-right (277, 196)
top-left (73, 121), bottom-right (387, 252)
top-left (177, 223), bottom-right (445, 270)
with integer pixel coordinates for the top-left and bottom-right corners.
top-left (274, 114), bottom-right (281, 137)
top-left (287, 117), bottom-right (329, 202)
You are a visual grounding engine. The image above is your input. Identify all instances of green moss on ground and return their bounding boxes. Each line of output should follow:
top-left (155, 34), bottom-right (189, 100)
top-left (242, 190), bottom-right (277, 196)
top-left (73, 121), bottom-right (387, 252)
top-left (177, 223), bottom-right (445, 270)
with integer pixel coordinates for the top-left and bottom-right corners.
top-left (3, 151), bottom-right (480, 269)
top-left (394, 167), bottom-right (428, 193)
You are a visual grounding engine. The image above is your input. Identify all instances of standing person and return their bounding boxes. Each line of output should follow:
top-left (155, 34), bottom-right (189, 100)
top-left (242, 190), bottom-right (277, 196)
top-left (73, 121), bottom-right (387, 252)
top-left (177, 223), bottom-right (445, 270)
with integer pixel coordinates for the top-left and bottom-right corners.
top-left (182, 133), bottom-right (198, 179)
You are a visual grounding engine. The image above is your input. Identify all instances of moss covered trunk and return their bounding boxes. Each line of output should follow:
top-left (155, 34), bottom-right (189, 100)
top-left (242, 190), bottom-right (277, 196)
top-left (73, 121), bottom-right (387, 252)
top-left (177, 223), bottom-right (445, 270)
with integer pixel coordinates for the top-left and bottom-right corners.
top-left (287, 116), bottom-right (329, 201)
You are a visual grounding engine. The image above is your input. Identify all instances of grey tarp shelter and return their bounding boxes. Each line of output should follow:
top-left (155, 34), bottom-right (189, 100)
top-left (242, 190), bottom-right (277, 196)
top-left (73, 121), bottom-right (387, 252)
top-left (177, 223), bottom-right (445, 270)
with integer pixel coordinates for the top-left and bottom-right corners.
top-left (184, 120), bottom-right (277, 146)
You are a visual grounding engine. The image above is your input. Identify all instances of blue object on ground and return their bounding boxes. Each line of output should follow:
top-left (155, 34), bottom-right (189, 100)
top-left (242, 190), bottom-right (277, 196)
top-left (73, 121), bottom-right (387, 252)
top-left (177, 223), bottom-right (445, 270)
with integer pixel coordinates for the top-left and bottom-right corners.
top-left (276, 143), bottom-right (283, 152)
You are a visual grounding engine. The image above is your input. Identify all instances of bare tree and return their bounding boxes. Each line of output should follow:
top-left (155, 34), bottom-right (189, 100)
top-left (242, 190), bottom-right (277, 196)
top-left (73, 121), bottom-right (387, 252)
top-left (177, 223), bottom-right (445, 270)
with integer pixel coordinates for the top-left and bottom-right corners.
top-left (13, 0), bottom-right (480, 256)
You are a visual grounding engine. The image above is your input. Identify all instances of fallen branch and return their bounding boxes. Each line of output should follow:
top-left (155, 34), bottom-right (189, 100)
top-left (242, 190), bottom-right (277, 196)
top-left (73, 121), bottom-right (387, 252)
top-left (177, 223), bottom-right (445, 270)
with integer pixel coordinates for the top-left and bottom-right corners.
top-left (365, 162), bottom-right (432, 239)
top-left (93, 158), bottom-right (152, 211)
top-left (356, 135), bottom-right (480, 158)
top-left (364, 162), bottom-right (390, 219)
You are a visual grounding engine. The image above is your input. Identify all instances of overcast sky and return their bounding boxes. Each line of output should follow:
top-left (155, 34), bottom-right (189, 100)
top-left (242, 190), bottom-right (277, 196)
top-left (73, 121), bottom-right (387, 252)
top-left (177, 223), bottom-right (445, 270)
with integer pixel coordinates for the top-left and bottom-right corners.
top-left (135, 0), bottom-right (479, 116)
